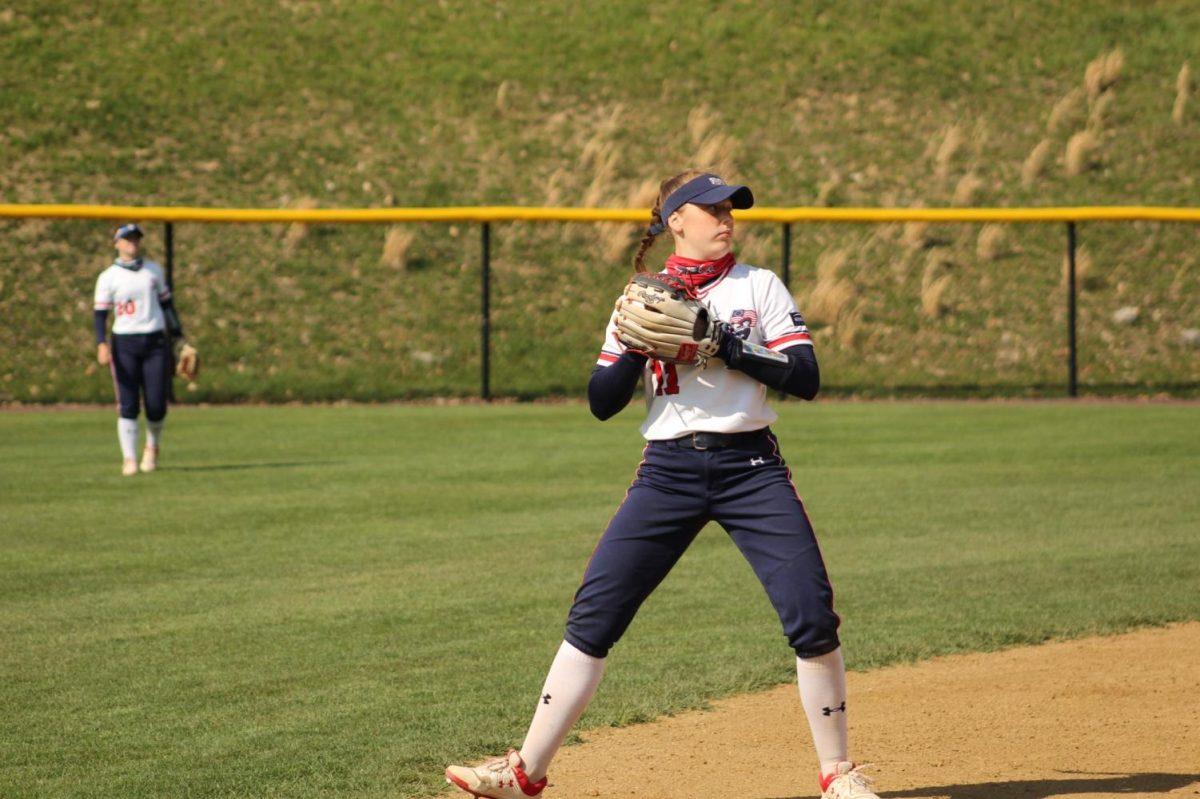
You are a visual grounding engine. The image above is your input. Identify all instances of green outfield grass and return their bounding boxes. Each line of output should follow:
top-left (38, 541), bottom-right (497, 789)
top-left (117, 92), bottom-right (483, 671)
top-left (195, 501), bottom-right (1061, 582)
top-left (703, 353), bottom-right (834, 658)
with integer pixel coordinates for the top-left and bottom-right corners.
top-left (2, 401), bottom-right (1198, 798)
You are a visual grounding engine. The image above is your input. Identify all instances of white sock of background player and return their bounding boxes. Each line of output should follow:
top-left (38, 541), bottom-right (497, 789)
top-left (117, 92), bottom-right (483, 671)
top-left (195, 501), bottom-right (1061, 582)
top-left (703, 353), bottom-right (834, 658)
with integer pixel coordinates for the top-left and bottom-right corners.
top-left (796, 647), bottom-right (850, 777)
top-left (146, 419), bottom-right (164, 449)
top-left (519, 640), bottom-right (606, 781)
top-left (117, 418), bottom-right (139, 461)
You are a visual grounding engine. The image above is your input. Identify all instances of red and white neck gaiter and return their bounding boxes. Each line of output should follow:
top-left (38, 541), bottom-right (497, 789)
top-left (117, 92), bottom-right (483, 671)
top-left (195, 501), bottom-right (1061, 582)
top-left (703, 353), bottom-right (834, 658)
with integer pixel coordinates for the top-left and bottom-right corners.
top-left (664, 252), bottom-right (736, 292)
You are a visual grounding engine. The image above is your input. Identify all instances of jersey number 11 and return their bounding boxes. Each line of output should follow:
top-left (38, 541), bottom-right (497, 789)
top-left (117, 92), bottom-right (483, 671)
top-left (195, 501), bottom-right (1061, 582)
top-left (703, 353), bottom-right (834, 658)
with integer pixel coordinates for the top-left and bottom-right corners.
top-left (652, 361), bottom-right (680, 396)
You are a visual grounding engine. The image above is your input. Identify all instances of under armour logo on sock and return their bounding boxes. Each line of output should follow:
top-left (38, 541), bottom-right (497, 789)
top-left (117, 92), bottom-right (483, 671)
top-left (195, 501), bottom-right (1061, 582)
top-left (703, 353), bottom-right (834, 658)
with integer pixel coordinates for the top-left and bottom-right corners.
top-left (542, 693), bottom-right (551, 705)
top-left (821, 701), bottom-right (846, 716)
top-left (750, 457), bottom-right (766, 466)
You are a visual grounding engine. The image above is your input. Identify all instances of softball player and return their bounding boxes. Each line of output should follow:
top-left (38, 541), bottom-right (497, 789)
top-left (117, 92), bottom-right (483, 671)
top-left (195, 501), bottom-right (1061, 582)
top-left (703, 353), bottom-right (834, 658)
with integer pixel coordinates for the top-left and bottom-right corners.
top-left (445, 172), bottom-right (879, 799)
top-left (94, 224), bottom-right (186, 476)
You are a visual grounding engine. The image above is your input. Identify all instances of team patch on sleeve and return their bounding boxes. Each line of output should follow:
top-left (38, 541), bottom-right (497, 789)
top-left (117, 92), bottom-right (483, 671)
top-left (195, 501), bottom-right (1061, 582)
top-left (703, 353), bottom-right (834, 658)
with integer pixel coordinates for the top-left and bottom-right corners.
top-left (765, 309), bottom-right (814, 350)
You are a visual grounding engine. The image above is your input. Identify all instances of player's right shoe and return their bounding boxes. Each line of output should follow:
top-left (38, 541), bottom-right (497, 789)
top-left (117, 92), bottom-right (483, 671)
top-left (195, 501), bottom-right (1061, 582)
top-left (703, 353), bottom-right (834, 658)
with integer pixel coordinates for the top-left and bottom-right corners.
top-left (122, 458), bottom-right (139, 476)
top-left (140, 446), bottom-right (158, 473)
top-left (820, 762), bottom-right (879, 799)
top-left (445, 749), bottom-right (547, 799)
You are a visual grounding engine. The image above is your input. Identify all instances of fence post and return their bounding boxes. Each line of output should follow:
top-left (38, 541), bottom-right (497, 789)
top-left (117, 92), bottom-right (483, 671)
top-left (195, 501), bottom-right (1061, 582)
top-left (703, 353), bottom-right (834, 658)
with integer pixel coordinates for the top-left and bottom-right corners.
top-left (481, 221), bottom-right (491, 401)
top-left (164, 221), bottom-right (175, 292)
top-left (1066, 221), bottom-right (1078, 398)
top-left (780, 222), bottom-right (792, 291)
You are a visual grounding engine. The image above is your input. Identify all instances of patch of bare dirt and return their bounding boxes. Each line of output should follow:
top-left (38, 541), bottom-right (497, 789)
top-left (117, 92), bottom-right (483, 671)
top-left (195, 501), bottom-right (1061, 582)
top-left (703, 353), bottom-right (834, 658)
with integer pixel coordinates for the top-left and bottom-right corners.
top-left (541, 624), bottom-right (1200, 798)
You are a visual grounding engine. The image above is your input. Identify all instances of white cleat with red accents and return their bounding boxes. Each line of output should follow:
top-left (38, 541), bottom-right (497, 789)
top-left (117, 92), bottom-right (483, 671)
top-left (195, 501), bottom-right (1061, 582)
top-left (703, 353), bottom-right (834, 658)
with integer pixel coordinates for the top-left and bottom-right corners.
top-left (444, 749), bottom-right (546, 799)
top-left (820, 762), bottom-right (880, 799)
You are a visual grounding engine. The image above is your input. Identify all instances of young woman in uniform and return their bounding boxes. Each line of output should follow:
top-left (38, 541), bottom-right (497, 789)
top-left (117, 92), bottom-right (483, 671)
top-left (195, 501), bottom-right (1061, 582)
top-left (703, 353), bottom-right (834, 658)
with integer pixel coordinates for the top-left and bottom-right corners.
top-left (445, 171), bottom-right (879, 799)
top-left (94, 223), bottom-right (192, 475)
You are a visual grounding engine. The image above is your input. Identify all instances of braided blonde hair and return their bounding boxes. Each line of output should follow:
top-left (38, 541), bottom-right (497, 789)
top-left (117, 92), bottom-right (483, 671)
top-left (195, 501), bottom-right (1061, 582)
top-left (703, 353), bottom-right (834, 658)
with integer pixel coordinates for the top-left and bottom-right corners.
top-left (632, 169), bottom-right (707, 272)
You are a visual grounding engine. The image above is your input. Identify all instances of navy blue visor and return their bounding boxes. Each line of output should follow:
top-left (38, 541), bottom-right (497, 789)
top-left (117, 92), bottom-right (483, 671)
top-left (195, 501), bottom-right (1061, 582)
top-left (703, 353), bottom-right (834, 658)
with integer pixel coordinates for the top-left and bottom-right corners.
top-left (114, 223), bottom-right (143, 241)
top-left (660, 174), bottom-right (754, 223)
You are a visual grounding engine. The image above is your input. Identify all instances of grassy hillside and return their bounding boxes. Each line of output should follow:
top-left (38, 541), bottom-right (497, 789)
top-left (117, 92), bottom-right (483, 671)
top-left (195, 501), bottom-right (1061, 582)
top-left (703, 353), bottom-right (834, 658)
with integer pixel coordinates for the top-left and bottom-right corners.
top-left (1, 1), bottom-right (1198, 401)
top-left (3, 403), bottom-right (1198, 797)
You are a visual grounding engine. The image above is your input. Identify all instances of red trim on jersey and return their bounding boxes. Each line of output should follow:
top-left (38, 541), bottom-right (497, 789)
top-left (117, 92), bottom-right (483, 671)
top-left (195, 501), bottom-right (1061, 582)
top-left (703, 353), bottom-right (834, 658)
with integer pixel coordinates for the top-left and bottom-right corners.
top-left (597, 352), bottom-right (619, 364)
top-left (766, 332), bottom-right (813, 349)
top-left (693, 263), bottom-right (735, 299)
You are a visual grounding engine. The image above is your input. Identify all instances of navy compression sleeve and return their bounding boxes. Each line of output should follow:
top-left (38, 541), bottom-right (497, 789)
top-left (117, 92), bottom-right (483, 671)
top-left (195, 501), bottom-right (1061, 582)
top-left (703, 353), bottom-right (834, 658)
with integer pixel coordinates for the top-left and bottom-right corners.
top-left (719, 336), bottom-right (820, 400)
top-left (94, 309), bottom-right (109, 344)
top-left (588, 351), bottom-right (647, 420)
top-left (160, 297), bottom-right (184, 338)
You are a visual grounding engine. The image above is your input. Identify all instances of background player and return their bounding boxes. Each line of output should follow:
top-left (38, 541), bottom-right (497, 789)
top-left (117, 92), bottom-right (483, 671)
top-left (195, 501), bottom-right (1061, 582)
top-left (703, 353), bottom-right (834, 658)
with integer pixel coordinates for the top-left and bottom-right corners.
top-left (94, 223), bottom-right (195, 475)
top-left (444, 171), bottom-right (880, 799)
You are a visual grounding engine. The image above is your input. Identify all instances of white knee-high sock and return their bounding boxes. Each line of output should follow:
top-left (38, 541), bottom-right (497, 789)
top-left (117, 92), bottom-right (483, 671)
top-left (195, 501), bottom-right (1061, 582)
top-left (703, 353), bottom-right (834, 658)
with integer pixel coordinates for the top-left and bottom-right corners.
top-left (146, 419), bottom-right (164, 448)
top-left (117, 418), bottom-right (139, 460)
top-left (796, 647), bottom-right (849, 776)
top-left (519, 640), bottom-right (606, 781)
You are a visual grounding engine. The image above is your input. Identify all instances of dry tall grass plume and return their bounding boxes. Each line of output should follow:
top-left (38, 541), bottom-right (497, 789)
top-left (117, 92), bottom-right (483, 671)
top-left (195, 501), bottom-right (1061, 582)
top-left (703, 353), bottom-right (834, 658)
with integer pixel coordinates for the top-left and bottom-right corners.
top-left (1048, 88), bottom-right (1085, 132)
top-left (835, 306), bottom-right (865, 348)
top-left (598, 179), bottom-right (661, 263)
top-left (1085, 48), bottom-right (1123, 100)
top-left (381, 227), bottom-right (415, 270)
top-left (977, 224), bottom-right (1007, 260)
top-left (692, 131), bottom-right (738, 178)
top-left (1022, 139), bottom-right (1053, 187)
top-left (933, 124), bottom-right (965, 183)
top-left (901, 220), bottom-right (932, 251)
top-left (920, 252), bottom-right (953, 318)
top-left (1062, 245), bottom-right (1096, 289)
top-left (1174, 63), bottom-right (1192, 125)
top-left (1065, 130), bottom-right (1100, 176)
top-left (804, 247), bottom-right (856, 327)
top-left (580, 139), bottom-right (620, 209)
top-left (687, 104), bottom-right (718, 148)
top-left (282, 196), bottom-right (318, 253)
top-left (495, 80), bottom-right (513, 113)
top-left (815, 174), bottom-right (841, 207)
top-left (1088, 91), bottom-right (1115, 130)
top-left (1103, 48), bottom-right (1125, 89)
top-left (952, 172), bottom-right (984, 206)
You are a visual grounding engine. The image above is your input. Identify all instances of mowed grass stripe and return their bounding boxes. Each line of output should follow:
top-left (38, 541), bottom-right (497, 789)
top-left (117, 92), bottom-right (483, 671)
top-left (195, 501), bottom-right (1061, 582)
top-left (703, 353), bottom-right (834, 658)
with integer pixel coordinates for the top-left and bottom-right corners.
top-left (1, 403), bottom-right (1197, 798)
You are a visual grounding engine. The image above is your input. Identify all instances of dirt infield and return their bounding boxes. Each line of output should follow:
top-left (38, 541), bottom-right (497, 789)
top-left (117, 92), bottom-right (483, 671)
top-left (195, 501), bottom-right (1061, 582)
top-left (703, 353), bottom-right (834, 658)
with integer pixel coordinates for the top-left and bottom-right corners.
top-left (537, 624), bottom-right (1200, 799)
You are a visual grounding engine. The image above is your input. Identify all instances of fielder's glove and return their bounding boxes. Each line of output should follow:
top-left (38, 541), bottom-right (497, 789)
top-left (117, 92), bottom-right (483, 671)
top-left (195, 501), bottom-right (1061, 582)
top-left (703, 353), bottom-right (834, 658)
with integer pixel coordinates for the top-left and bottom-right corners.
top-left (175, 341), bottom-right (200, 380)
top-left (613, 272), bottom-right (724, 365)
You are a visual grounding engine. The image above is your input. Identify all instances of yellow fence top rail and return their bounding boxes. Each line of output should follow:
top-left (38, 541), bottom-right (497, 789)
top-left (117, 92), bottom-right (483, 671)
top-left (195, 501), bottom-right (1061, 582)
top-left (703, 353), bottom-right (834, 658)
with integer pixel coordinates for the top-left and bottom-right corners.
top-left (2, 203), bottom-right (1199, 224)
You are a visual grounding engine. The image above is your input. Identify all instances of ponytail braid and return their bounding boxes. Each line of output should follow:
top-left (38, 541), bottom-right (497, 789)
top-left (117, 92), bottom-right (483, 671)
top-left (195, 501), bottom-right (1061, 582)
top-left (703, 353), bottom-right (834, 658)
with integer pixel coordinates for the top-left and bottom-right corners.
top-left (632, 168), bottom-right (707, 273)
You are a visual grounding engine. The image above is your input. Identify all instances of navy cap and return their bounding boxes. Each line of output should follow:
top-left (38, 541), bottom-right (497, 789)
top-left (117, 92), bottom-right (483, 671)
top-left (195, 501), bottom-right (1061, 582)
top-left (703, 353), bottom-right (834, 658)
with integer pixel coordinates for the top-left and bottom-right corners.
top-left (113, 223), bottom-right (143, 241)
top-left (660, 174), bottom-right (754, 224)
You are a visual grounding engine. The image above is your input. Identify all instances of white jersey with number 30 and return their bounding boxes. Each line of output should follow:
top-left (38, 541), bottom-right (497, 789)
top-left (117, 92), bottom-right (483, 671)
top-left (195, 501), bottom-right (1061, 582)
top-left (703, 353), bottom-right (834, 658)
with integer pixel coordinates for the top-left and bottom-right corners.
top-left (94, 260), bottom-right (171, 336)
top-left (596, 263), bottom-right (813, 441)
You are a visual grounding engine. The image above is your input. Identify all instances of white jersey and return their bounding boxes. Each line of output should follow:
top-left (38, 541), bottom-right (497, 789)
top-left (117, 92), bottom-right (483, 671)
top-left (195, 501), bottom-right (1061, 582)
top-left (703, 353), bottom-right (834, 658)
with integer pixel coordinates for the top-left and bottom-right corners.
top-left (94, 259), bottom-right (171, 336)
top-left (596, 262), bottom-right (814, 440)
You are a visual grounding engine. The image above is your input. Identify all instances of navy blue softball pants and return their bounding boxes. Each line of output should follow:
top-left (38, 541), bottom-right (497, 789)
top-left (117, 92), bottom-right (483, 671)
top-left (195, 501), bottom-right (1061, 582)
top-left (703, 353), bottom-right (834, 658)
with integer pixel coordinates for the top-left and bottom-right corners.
top-left (564, 430), bottom-right (841, 659)
top-left (110, 332), bottom-right (170, 422)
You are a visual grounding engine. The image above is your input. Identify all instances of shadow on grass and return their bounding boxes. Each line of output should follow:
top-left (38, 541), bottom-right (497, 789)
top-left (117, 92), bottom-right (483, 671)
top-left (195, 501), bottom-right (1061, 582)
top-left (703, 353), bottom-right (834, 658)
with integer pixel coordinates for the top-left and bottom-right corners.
top-left (165, 461), bottom-right (338, 472)
top-left (767, 771), bottom-right (1199, 799)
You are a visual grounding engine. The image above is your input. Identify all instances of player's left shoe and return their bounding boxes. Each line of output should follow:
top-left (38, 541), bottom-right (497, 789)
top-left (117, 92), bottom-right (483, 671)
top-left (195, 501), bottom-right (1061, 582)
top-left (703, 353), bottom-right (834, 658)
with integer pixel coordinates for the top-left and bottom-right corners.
top-left (820, 762), bottom-right (879, 799)
top-left (445, 749), bottom-right (547, 799)
top-left (140, 446), bottom-right (158, 473)
top-left (122, 458), bottom-right (139, 477)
